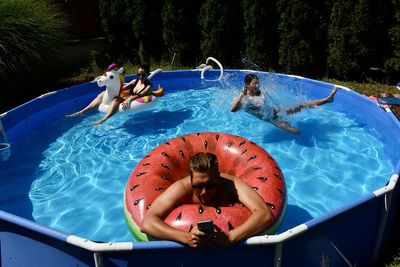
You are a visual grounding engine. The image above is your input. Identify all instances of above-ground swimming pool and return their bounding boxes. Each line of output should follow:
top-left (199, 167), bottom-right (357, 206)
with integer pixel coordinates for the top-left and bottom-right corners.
top-left (1, 69), bottom-right (399, 267)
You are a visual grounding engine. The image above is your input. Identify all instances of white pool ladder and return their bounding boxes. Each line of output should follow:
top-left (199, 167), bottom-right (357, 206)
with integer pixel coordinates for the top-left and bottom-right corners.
top-left (0, 114), bottom-right (11, 161)
top-left (196, 57), bottom-right (224, 81)
top-left (148, 68), bottom-right (162, 80)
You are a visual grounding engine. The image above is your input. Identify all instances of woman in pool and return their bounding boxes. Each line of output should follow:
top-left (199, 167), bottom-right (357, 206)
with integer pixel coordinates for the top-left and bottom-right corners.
top-left (67, 64), bottom-right (153, 125)
top-left (230, 74), bottom-right (337, 134)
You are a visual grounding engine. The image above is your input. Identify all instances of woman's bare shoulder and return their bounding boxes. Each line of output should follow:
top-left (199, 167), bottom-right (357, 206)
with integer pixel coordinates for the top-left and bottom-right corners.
top-left (220, 172), bottom-right (238, 180)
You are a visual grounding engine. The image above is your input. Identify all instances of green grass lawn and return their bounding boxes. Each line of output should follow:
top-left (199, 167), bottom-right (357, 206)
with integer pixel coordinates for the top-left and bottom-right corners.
top-left (323, 79), bottom-right (399, 97)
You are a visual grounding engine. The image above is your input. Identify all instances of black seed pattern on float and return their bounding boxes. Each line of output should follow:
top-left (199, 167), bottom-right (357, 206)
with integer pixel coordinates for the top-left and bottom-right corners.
top-left (257, 177), bottom-right (268, 181)
top-left (239, 141), bottom-right (246, 147)
top-left (204, 140), bottom-right (208, 149)
top-left (228, 221), bottom-right (234, 231)
top-left (198, 206), bottom-right (204, 214)
top-left (142, 162), bottom-right (150, 166)
top-left (130, 184), bottom-right (139, 191)
top-left (179, 150), bottom-right (185, 158)
top-left (134, 198), bottom-right (144, 205)
top-left (147, 204), bottom-right (151, 209)
top-left (227, 143), bottom-right (232, 148)
top-left (161, 152), bottom-right (169, 158)
top-left (176, 212), bottom-right (182, 221)
top-left (267, 203), bottom-right (275, 209)
top-left (277, 188), bottom-right (284, 196)
top-left (248, 155), bottom-right (257, 161)
top-left (274, 173), bottom-right (282, 180)
top-left (216, 134), bottom-right (220, 141)
top-left (181, 137), bottom-right (186, 143)
top-left (155, 187), bottom-right (164, 191)
top-left (161, 163), bottom-right (170, 170)
top-left (136, 172), bottom-right (146, 177)
top-left (216, 207), bottom-right (222, 214)
top-left (160, 175), bottom-right (170, 180)
top-left (241, 149), bottom-right (247, 155)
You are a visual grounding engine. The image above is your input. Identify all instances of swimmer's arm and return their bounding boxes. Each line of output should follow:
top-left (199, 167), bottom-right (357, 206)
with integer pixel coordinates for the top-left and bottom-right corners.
top-left (141, 179), bottom-right (205, 247)
top-left (227, 178), bottom-right (272, 244)
top-left (138, 84), bottom-right (153, 96)
top-left (123, 79), bottom-right (136, 91)
top-left (230, 89), bottom-right (247, 112)
top-left (122, 83), bottom-right (153, 109)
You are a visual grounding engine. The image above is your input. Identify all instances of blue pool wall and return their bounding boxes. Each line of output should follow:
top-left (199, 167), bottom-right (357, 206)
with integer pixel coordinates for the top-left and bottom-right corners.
top-left (1, 69), bottom-right (400, 266)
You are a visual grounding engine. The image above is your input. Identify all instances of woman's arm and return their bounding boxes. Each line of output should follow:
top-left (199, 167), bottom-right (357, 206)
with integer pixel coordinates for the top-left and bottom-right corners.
top-left (226, 178), bottom-right (273, 244)
top-left (121, 83), bottom-right (153, 110)
top-left (230, 89), bottom-right (246, 112)
top-left (141, 179), bottom-right (205, 247)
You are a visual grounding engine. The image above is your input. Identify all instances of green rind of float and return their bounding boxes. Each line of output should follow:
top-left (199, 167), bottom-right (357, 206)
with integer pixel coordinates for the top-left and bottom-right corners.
top-left (123, 191), bottom-right (149, 242)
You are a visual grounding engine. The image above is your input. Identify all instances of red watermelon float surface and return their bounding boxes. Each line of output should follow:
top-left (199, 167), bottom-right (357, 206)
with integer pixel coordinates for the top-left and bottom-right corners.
top-left (124, 132), bottom-right (287, 241)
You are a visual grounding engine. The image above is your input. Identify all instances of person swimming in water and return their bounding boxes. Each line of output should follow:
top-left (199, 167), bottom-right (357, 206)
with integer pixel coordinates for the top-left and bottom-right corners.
top-left (67, 64), bottom-right (153, 125)
top-left (230, 74), bottom-right (337, 134)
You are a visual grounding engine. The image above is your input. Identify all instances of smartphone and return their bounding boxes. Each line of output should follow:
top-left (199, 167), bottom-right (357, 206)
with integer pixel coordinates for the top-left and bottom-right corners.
top-left (197, 220), bottom-right (214, 235)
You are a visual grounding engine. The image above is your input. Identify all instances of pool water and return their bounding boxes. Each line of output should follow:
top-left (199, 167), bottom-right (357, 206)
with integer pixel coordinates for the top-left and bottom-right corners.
top-left (0, 81), bottom-right (393, 243)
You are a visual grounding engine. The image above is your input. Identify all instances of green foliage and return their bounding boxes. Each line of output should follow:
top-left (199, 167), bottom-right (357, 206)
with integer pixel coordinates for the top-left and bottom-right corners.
top-left (198, 0), bottom-right (243, 67)
top-left (0, 0), bottom-right (68, 112)
top-left (95, 0), bottom-right (398, 83)
top-left (277, 0), bottom-right (331, 77)
top-left (385, 0), bottom-right (400, 83)
top-left (132, 0), bottom-right (165, 63)
top-left (0, 0), bottom-right (67, 74)
top-left (98, 0), bottom-right (138, 62)
top-left (241, 0), bottom-right (278, 70)
top-left (162, 0), bottom-right (201, 66)
top-left (327, 0), bottom-right (371, 81)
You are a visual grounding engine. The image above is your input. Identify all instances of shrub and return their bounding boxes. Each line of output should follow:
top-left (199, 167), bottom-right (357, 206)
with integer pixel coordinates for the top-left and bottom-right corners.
top-left (198, 0), bottom-right (243, 67)
top-left (162, 0), bottom-right (201, 66)
top-left (0, 0), bottom-right (68, 111)
top-left (241, 0), bottom-right (279, 71)
top-left (0, 0), bottom-right (67, 74)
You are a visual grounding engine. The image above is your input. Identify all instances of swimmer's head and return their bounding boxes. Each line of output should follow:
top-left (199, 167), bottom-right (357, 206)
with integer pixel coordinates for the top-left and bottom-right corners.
top-left (244, 74), bottom-right (260, 95)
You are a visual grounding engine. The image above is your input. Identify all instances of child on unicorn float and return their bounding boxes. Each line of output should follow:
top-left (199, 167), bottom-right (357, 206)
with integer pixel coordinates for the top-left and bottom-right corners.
top-left (67, 63), bottom-right (154, 125)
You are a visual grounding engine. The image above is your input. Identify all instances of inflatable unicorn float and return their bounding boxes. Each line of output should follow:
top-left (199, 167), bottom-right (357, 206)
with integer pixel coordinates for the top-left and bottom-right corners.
top-left (96, 63), bottom-right (164, 114)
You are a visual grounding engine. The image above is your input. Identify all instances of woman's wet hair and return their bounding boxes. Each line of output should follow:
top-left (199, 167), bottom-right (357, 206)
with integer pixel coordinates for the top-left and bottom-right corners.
top-left (138, 64), bottom-right (150, 76)
top-left (189, 152), bottom-right (219, 178)
top-left (244, 74), bottom-right (259, 85)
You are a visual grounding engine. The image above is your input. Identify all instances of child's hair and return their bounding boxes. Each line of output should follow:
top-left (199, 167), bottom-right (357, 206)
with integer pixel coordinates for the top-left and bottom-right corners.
top-left (244, 74), bottom-right (259, 85)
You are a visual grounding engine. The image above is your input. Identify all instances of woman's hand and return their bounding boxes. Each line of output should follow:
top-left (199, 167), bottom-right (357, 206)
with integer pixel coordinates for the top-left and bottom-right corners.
top-left (197, 224), bottom-right (232, 247)
top-left (198, 230), bottom-right (231, 247)
top-left (182, 226), bottom-right (206, 248)
top-left (121, 100), bottom-right (131, 110)
top-left (181, 225), bottom-right (233, 248)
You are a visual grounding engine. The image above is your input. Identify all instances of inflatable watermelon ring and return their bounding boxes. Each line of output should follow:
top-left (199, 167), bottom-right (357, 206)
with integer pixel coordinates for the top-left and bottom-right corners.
top-left (124, 132), bottom-right (287, 241)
